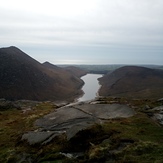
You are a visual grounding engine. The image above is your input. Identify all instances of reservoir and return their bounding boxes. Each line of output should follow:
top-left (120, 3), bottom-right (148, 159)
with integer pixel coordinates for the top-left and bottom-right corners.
top-left (78, 74), bottom-right (103, 102)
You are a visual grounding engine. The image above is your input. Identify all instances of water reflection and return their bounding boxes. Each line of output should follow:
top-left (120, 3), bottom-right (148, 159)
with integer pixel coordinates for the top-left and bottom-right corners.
top-left (78, 74), bottom-right (103, 101)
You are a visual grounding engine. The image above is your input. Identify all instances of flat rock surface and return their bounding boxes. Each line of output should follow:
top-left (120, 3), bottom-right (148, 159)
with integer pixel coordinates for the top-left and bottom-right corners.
top-left (22, 131), bottom-right (56, 145)
top-left (75, 104), bottom-right (135, 119)
top-left (22, 103), bottom-right (135, 144)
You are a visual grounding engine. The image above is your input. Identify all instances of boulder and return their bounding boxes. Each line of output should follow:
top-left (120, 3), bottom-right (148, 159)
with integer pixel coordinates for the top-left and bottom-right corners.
top-left (22, 103), bottom-right (135, 145)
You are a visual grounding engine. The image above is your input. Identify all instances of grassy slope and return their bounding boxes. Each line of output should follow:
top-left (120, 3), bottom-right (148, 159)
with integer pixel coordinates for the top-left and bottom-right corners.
top-left (0, 102), bottom-right (58, 162)
top-left (0, 98), bottom-right (163, 162)
top-left (99, 66), bottom-right (163, 100)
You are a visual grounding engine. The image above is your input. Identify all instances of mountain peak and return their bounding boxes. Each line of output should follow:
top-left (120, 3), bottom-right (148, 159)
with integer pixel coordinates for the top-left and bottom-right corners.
top-left (0, 47), bottom-right (84, 101)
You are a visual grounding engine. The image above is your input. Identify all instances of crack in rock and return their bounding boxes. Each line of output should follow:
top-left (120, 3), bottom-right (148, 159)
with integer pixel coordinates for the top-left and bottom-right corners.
top-left (22, 103), bottom-right (135, 145)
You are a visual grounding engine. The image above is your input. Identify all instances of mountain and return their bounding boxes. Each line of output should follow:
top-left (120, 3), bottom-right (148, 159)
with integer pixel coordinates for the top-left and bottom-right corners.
top-left (43, 62), bottom-right (87, 78)
top-left (98, 66), bottom-right (163, 99)
top-left (0, 46), bottom-right (85, 101)
top-left (62, 65), bottom-right (88, 77)
top-left (42, 62), bottom-right (87, 93)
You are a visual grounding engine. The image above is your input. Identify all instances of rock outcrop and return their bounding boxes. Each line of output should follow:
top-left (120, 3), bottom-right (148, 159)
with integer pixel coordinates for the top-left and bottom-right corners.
top-left (22, 102), bottom-right (135, 145)
top-left (152, 106), bottom-right (163, 125)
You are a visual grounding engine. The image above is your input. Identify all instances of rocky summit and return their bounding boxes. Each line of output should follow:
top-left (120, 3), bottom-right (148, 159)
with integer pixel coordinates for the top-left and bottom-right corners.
top-left (22, 102), bottom-right (135, 145)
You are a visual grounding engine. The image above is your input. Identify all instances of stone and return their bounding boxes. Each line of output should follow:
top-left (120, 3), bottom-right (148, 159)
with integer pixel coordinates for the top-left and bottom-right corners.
top-left (22, 131), bottom-right (57, 145)
top-left (22, 103), bottom-right (135, 145)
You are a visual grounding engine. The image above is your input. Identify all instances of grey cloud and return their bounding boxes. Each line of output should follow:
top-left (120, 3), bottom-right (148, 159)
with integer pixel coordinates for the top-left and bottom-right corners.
top-left (0, 0), bottom-right (162, 64)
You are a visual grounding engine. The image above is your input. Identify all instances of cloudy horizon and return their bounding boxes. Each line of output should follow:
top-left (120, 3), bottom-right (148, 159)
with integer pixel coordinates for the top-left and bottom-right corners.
top-left (0, 0), bottom-right (163, 65)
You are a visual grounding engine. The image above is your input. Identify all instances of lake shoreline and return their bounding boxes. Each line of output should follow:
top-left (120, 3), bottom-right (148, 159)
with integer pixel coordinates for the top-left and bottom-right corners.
top-left (77, 73), bottom-right (103, 102)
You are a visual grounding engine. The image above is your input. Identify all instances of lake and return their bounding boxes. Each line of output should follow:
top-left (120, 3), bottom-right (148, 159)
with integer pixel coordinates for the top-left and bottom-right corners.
top-left (78, 74), bottom-right (103, 102)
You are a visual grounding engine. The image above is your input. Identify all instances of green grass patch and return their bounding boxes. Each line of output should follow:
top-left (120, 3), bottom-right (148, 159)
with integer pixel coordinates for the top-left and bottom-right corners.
top-left (86, 113), bottom-right (163, 162)
top-left (0, 101), bottom-right (57, 163)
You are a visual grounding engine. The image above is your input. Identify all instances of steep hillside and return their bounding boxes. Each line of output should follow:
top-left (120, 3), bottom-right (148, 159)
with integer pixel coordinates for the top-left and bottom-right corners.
top-left (42, 62), bottom-right (86, 92)
top-left (63, 66), bottom-right (87, 77)
top-left (99, 66), bottom-right (163, 99)
top-left (43, 62), bottom-right (87, 77)
top-left (0, 46), bottom-right (84, 101)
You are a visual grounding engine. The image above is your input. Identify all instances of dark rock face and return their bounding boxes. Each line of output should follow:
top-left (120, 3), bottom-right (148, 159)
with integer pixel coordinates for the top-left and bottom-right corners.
top-left (22, 102), bottom-right (135, 145)
top-left (0, 46), bottom-right (85, 101)
top-left (99, 66), bottom-right (163, 99)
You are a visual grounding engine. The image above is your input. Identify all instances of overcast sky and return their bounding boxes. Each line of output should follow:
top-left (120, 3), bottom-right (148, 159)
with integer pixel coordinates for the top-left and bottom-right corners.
top-left (0, 0), bottom-right (163, 64)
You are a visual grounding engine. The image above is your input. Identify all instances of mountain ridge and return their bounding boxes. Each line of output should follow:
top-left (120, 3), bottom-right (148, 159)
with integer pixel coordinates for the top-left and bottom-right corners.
top-left (0, 46), bottom-right (86, 101)
top-left (99, 66), bottom-right (163, 99)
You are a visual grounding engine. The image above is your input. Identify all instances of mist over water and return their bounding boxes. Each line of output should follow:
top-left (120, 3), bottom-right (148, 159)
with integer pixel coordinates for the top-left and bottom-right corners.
top-left (78, 74), bottom-right (103, 102)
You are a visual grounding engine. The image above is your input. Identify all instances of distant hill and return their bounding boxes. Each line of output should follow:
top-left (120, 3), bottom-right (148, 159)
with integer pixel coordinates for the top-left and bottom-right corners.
top-left (98, 66), bottom-right (163, 99)
top-left (42, 61), bottom-right (87, 94)
top-left (43, 62), bottom-right (87, 78)
top-left (0, 46), bottom-right (86, 101)
top-left (63, 65), bottom-right (88, 77)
